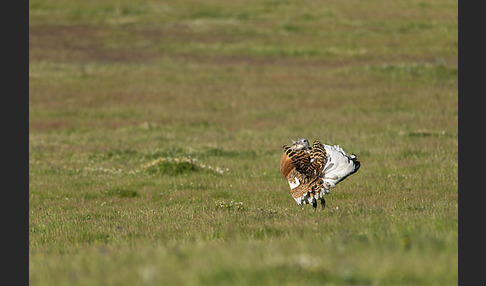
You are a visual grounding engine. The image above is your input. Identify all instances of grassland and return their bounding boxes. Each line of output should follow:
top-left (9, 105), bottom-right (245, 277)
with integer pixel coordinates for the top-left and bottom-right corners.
top-left (29, 0), bottom-right (458, 285)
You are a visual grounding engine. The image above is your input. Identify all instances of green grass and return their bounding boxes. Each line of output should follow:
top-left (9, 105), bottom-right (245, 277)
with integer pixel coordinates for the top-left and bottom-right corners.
top-left (29, 0), bottom-right (457, 285)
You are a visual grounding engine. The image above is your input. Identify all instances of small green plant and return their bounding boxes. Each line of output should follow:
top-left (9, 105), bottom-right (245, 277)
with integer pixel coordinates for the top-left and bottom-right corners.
top-left (105, 187), bottom-right (139, 198)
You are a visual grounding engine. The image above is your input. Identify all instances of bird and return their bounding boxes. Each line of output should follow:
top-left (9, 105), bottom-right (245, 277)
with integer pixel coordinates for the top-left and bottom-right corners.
top-left (280, 138), bottom-right (360, 209)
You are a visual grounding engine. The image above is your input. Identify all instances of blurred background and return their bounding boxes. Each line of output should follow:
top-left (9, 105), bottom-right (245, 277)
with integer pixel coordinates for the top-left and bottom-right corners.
top-left (29, 0), bottom-right (458, 285)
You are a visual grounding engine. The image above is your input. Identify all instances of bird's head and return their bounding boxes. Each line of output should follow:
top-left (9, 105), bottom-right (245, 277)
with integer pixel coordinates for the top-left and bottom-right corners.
top-left (291, 138), bottom-right (310, 151)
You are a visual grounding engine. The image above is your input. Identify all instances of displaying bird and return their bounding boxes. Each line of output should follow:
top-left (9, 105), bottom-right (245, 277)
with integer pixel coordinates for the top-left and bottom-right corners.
top-left (280, 138), bottom-right (360, 208)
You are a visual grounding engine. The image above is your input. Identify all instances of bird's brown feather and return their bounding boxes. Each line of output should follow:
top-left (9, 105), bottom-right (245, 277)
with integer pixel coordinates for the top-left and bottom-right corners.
top-left (281, 141), bottom-right (329, 207)
top-left (279, 152), bottom-right (294, 179)
top-left (282, 145), bottom-right (310, 175)
top-left (308, 140), bottom-right (327, 176)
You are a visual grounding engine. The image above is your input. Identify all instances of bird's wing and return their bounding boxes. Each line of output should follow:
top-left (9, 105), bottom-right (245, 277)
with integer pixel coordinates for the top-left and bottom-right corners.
top-left (307, 140), bottom-right (327, 176)
top-left (282, 145), bottom-right (310, 175)
top-left (321, 144), bottom-right (360, 188)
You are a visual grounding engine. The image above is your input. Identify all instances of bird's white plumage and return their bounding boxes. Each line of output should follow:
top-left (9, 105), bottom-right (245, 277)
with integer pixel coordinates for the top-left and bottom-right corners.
top-left (321, 144), bottom-right (359, 190)
top-left (288, 177), bottom-right (300, 190)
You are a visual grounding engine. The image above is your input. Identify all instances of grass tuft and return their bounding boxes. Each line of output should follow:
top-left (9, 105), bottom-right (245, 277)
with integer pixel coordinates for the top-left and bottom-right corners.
top-left (143, 157), bottom-right (200, 175)
top-left (105, 187), bottom-right (140, 198)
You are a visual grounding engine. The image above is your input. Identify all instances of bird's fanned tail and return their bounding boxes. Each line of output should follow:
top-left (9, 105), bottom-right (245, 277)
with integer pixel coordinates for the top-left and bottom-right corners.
top-left (321, 144), bottom-right (360, 189)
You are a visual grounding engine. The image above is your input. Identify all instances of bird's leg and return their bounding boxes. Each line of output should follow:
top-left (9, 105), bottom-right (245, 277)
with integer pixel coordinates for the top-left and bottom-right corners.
top-left (312, 200), bottom-right (317, 209)
top-left (320, 198), bottom-right (326, 209)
